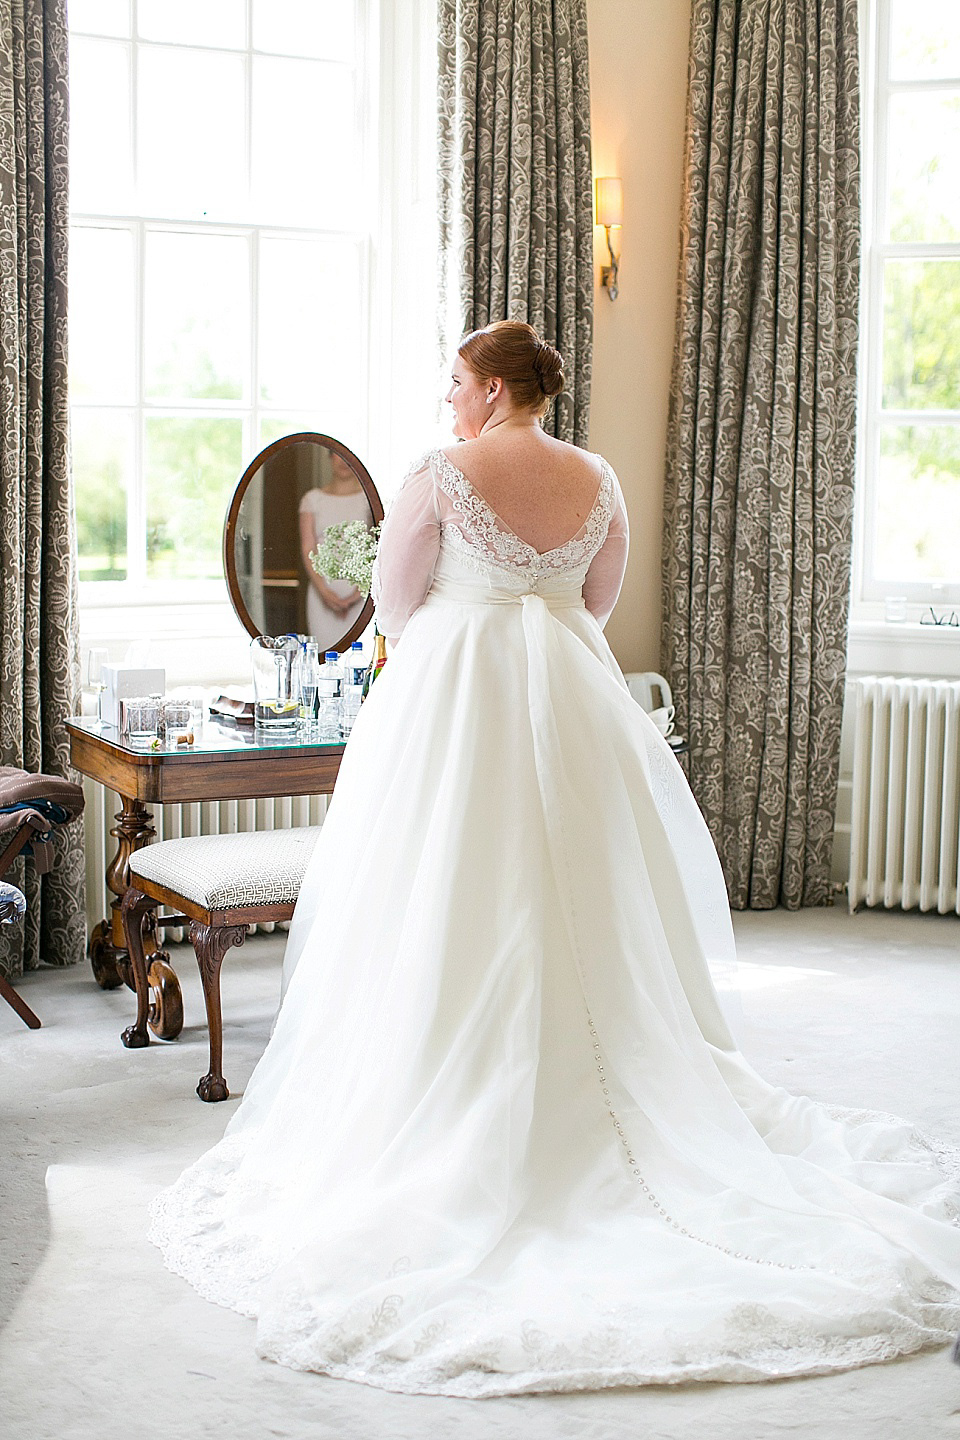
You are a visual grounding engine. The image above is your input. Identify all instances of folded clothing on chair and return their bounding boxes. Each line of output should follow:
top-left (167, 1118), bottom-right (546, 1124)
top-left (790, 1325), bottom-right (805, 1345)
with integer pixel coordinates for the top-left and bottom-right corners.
top-left (0, 768), bottom-right (85, 874)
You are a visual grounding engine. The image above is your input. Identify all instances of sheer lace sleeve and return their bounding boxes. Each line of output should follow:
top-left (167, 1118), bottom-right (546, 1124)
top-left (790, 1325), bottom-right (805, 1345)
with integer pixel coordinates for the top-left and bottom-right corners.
top-left (582, 467), bottom-right (629, 628)
top-left (371, 457), bottom-right (441, 646)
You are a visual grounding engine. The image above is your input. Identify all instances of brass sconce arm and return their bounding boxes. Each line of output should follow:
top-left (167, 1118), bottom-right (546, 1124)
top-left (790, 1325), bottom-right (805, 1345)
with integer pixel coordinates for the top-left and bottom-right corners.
top-left (595, 176), bottom-right (623, 302)
top-left (601, 225), bottom-right (620, 302)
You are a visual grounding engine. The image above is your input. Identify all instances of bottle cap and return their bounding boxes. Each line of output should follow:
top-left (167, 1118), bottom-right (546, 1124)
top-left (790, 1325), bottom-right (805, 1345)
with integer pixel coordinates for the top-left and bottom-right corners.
top-left (325, 651), bottom-right (338, 661)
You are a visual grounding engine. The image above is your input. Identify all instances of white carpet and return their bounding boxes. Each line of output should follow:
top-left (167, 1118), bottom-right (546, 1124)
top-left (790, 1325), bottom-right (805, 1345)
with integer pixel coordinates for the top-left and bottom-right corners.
top-left (1, 906), bottom-right (959, 1440)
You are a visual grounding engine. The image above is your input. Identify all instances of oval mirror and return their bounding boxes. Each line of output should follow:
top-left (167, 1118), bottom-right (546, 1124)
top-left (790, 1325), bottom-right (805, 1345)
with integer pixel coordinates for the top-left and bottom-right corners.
top-left (223, 433), bottom-right (384, 653)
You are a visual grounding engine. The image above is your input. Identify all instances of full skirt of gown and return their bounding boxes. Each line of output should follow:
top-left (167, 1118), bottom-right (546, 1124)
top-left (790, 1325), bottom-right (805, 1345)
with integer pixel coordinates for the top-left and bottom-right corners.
top-left (149, 554), bottom-right (960, 1398)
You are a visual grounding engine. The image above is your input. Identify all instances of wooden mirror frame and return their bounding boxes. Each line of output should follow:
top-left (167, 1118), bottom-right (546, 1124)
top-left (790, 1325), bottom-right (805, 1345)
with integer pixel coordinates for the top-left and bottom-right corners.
top-left (223, 432), bottom-right (384, 651)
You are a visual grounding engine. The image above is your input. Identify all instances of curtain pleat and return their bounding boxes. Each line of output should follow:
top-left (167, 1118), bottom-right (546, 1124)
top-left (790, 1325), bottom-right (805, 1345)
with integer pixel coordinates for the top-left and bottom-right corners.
top-left (0, 0), bottom-right (83, 978)
top-left (438, 0), bottom-right (594, 445)
top-left (661, 0), bottom-right (860, 909)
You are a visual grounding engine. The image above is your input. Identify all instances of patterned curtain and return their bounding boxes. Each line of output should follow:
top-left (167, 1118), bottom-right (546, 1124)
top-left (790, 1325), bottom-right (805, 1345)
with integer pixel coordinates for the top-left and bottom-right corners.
top-left (0, 0), bottom-right (84, 979)
top-left (437, 0), bottom-right (594, 445)
top-left (661, 0), bottom-right (860, 910)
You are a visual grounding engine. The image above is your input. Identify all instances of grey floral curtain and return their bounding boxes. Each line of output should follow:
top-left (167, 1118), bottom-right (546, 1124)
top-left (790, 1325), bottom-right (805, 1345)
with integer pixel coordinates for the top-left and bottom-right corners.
top-left (437, 0), bottom-right (594, 445)
top-left (0, 0), bottom-right (84, 978)
top-left (661, 0), bottom-right (860, 909)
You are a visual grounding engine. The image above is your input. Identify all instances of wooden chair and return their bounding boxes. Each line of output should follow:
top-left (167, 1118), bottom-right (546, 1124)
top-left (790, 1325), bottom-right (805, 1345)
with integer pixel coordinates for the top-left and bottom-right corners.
top-left (120, 826), bottom-right (322, 1101)
top-left (0, 767), bottom-right (86, 1029)
top-left (0, 767), bottom-right (86, 882)
top-left (0, 882), bottom-right (40, 1029)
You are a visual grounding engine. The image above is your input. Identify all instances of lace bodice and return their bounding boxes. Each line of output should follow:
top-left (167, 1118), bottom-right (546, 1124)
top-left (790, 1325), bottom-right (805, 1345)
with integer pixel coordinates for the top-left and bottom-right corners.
top-left (431, 447), bottom-right (617, 581)
top-left (372, 448), bottom-right (629, 644)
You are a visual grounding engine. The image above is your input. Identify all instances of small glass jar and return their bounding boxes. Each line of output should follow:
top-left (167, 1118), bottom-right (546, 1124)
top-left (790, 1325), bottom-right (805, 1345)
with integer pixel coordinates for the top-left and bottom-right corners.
top-left (161, 700), bottom-right (194, 747)
top-left (120, 696), bottom-right (161, 744)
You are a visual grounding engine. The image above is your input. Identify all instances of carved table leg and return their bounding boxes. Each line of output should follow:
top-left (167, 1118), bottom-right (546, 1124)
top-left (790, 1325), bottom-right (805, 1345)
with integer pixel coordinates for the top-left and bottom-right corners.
top-left (91, 794), bottom-right (186, 1037)
top-left (120, 887), bottom-right (156, 1049)
top-left (190, 921), bottom-right (247, 1102)
top-left (89, 919), bottom-right (124, 990)
top-left (90, 794), bottom-right (157, 989)
top-left (147, 949), bottom-right (185, 1041)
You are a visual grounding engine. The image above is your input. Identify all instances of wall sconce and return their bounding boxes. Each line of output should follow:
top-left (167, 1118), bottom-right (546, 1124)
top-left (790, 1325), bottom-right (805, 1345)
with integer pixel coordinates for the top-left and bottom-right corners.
top-left (595, 176), bottom-right (623, 302)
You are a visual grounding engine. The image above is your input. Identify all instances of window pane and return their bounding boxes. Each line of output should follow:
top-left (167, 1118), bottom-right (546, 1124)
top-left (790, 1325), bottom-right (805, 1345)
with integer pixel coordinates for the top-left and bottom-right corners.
top-left (251, 57), bottom-right (358, 226)
top-left (258, 416), bottom-right (323, 448)
top-left (69, 0), bottom-right (130, 37)
top-left (145, 417), bottom-right (243, 579)
top-left (876, 426), bottom-right (960, 581)
top-left (138, 48), bottom-right (246, 220)
top-left (138, 0), bottom-right (245, 48)
top-left (259, 238), bottom-right (363, 430)
top-left (889, 0), bottom-right (960, 81)
top-left (144, 232), bottom-right (249, 401)
top-left (70, 38), bottom-right (133, 212)
top-left (886, 93), bottom-right (960, 242)
top-left (69, 227), bottom-right (136, 403)
top-left (883, 260), bottom-right (960, 410)
top-left (253, 0), bottom-right (354, 62)
top-left (72, 409), bottom-right (132, 581)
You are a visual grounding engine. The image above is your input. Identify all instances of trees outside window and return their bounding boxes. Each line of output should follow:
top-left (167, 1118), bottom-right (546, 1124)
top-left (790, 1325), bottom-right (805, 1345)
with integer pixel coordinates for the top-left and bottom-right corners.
top-left (858, 0), bottom-right (960, 605)
top-left (69, 0), bottom-right (368, 596)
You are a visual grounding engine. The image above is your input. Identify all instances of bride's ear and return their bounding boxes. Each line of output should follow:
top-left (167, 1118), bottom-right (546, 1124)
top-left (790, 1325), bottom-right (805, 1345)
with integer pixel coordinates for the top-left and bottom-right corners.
top-left (486, 377), bottom-right (503, 404)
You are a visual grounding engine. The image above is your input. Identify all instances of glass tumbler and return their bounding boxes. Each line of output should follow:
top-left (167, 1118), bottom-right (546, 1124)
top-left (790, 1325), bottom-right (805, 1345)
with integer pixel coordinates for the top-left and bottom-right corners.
top-left (120, 696), bottom-right (161, 744)
top-left (162, 700), bottom-right (194, 747)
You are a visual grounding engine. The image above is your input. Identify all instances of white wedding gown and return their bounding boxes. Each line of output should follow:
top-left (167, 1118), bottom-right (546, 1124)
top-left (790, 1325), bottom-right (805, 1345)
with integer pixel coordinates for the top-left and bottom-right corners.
top-left (150, 449), bottom-right (960, 1397)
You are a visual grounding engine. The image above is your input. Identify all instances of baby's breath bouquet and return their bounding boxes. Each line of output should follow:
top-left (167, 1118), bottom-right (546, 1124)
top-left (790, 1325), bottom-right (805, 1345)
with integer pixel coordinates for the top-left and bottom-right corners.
top-left (310, 521), bottom-right (381, 595)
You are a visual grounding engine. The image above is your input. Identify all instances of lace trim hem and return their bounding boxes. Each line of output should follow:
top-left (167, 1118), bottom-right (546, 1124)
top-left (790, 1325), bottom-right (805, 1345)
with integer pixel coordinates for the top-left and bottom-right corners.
top-left (254, 1318), bottom-right (960, 1399)
top-left (147, 1120), bottom-right (960, 1400)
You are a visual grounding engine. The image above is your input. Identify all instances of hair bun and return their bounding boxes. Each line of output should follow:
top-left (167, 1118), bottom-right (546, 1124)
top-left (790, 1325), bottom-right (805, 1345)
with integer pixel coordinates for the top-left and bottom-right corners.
top-left (534, 341), bottom-right (564, 398)
top-left (457, 320), bottom-right (564, 418)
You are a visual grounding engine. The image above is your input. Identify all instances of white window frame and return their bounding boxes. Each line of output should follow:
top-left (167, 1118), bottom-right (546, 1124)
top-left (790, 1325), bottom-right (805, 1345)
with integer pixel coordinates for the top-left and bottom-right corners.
top-left (71, 1), bottom-right (373, 609)
top-left (71, 214), bottom-right (371, 610)
top-left (74, 1), bottom-right (440, 684)
top-left (853, 0), bottom-right (960, 617)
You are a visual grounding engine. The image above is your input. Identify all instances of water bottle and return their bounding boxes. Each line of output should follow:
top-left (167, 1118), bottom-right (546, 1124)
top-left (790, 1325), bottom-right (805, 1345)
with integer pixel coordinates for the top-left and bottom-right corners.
top-left (316, 651), bottom-right (342, 742)
top-left (340, 640), bottom-right (365, 738)
top-left (298, 641), bottom-right (320, 732)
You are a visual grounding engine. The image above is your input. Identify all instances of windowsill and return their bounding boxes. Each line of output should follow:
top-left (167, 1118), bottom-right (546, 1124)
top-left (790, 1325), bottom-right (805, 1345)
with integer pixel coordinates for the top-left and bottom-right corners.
top-left (80, 594), bottom-right (255, 689)
top-left (846, 616), bottom-right (960, 679)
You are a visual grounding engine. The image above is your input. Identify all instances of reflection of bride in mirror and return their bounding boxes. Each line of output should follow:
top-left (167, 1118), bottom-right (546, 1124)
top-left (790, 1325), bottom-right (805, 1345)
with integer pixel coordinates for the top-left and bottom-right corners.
top-left (298, 451), bottom-right (371, 650)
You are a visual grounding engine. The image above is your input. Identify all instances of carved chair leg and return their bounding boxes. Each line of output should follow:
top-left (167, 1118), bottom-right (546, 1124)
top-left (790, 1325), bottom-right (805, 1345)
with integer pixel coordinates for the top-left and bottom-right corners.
top-left (120, 888), bottom-right (158, 1050)
top-left (0, 972), bottom-right (41, 1029)
top-left (189, 921), bottom-right (247, 1102)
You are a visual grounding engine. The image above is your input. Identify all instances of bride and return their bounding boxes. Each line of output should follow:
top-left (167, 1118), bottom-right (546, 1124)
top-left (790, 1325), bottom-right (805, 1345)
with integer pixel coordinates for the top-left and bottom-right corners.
top-left (150, 320), bottom-right (960, 1397)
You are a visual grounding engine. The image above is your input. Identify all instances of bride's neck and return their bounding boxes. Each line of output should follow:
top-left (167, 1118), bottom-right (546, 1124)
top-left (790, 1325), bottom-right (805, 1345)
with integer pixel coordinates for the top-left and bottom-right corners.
top-left (477, 412), bottom-right (540, 438)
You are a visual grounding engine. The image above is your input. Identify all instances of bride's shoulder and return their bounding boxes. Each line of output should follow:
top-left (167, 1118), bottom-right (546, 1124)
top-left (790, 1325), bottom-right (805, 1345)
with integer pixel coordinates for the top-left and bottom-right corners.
top-left (398, 449), bottom-right (445, 487)
top-left (584, 450), bottom-right (621, 495)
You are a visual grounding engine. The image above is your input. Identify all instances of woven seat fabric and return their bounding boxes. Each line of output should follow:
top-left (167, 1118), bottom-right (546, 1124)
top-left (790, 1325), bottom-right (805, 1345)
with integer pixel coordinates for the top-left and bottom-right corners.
top-left (129, 827), bottom-right (322, 910)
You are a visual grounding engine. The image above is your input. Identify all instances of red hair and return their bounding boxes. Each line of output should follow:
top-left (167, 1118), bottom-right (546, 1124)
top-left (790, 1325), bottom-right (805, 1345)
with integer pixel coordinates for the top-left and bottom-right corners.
top-left (458, 320), bottom-right (564, 418)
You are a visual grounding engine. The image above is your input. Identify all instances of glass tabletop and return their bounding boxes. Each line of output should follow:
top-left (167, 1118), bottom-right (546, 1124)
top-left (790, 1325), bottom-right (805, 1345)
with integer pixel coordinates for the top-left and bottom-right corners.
top-left (67, 715), bottom-right (343, 757)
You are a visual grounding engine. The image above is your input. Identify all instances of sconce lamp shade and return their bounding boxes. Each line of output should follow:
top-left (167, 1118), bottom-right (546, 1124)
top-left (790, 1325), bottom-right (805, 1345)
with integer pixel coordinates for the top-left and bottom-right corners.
top-left (595, 176), bottom-right (623, 228)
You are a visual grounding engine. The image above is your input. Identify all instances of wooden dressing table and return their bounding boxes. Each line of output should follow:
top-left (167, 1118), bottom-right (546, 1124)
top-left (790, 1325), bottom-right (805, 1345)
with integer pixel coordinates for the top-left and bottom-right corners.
top-left (66, 715), bottom-right (344, 1032)
top-left (68, 429), bottom-right (382, 1042)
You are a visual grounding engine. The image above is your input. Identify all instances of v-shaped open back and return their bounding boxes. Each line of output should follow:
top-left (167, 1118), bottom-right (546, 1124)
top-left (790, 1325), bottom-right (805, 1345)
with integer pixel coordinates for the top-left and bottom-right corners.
top-left (434, 449), bottom-right (608, 559)
top-left (431, 448), bottom-right (617, 580)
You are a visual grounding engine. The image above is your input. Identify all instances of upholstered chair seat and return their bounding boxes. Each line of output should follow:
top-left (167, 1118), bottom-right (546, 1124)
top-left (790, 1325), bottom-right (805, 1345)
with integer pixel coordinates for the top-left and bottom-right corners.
top-left (122, 826), bottom-right (322, 1102)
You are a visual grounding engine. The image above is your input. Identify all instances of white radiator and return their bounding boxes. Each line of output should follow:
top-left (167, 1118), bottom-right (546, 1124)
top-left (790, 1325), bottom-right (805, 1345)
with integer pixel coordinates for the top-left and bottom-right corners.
top-left (82, 786), bottom-right (328, 939)
top-left (848, 677), bottom-right (960, 915)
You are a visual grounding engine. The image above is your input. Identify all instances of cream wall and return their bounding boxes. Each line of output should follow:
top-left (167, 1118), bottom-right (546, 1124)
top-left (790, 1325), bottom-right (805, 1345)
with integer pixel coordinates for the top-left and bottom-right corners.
top-left (587, 0), bottom-right (692, 673)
